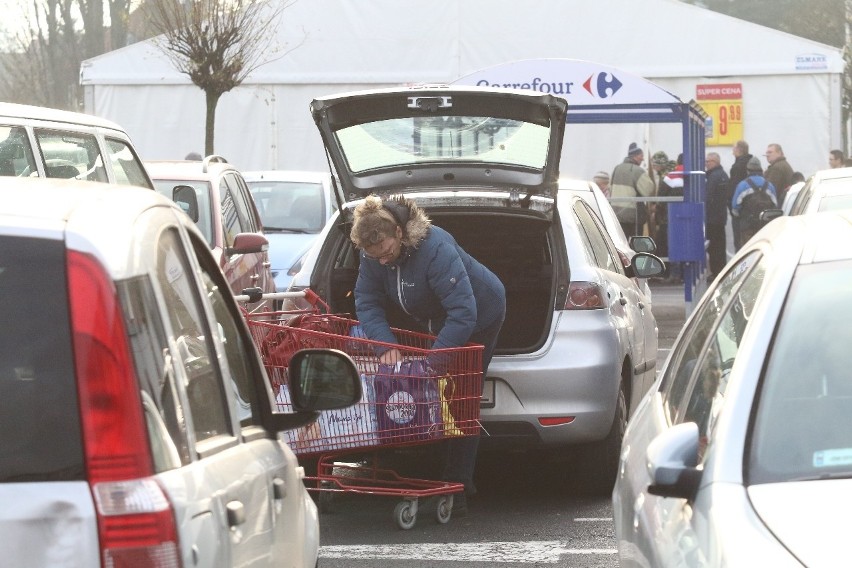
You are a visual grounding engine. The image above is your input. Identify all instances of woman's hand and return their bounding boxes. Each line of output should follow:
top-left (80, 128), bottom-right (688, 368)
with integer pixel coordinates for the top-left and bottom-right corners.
top-left (379, 348), bottom-right (402, 365)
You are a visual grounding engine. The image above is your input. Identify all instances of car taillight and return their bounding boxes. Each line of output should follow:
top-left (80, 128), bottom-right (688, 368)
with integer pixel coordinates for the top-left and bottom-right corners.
top-left (563, 282), bottom-right (606, 310)
top-left (67, 250), bottom-right (182, 568)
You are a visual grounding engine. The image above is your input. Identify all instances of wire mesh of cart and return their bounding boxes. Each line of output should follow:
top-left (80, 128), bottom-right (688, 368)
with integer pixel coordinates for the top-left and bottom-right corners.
top-left (243, 297), bottom-right (483, 529)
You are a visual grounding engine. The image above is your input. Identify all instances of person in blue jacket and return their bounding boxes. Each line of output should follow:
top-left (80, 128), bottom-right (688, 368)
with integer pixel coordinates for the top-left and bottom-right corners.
top-left (350, 194), bottom-right (506, 516)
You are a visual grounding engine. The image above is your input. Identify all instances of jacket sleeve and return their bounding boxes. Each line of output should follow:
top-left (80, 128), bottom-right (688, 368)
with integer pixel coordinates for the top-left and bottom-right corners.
top-left (354, 257), bottom-right (398, 353)
top-left (635, 171), bottom-right (655, 197)
top-left (426, 242), bottom-right (477, 350)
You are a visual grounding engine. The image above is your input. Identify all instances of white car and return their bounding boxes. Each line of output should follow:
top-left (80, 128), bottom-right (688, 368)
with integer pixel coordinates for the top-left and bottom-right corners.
top-left (290, 85), bottom-right (665, 492)
top-left (0, 177), bottom-right (360, 567)
top-left (786, 166), bottom-right (852, 216)
top-left (613, 209), bottom-right (852, 566)
top-left (243, 170), bottom-right (337, 291)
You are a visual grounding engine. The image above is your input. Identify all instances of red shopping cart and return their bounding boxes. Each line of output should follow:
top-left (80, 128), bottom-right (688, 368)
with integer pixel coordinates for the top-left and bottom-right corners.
top-left (243, 296), bottom-right (483, 529)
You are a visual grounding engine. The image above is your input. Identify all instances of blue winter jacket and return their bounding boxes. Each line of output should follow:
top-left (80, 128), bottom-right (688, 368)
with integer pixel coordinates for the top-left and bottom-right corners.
top-left (355, 217), bottom-right (505, 355)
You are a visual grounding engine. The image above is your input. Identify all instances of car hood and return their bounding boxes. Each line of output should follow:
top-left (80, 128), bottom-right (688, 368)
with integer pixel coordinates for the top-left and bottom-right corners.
top-left (748, 479), bottom-right (852, 565)
top-left (310, 85), bottom-right (567, 219)
top-left (265, 233), bottom-right (317, 270)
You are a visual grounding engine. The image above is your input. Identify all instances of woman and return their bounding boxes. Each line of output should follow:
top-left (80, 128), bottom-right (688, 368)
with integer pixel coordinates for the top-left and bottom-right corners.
top-left (350, 194), bottom-right (505, 515)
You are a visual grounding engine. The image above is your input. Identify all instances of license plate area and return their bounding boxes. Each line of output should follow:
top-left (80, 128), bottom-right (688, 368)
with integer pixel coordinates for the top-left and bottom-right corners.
top-left (480, 378), bottom-right (495, 408)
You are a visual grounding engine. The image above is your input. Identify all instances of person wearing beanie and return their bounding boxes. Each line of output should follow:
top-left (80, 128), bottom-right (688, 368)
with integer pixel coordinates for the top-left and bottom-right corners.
top-left (592, 170), bottom-right (611, 199)
top-left (731, 156), bottom-right (778, 249)
top-left (610, 142), bottom-right (655, 237)
top-left (728, 140), bottom-right (753, 250)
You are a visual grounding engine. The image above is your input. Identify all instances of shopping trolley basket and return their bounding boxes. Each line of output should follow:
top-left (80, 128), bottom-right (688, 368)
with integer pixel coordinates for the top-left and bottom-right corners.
top-left (244, 305), bottom-right (483, 529)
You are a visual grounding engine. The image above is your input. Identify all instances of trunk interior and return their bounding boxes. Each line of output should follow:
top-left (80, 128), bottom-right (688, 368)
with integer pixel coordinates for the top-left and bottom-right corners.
top-left (319, 211), bottom-right (559, 354)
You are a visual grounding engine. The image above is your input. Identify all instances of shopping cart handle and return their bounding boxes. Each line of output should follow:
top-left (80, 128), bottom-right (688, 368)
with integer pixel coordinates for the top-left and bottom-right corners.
top-left (240, 287), bottom-right (264, 303)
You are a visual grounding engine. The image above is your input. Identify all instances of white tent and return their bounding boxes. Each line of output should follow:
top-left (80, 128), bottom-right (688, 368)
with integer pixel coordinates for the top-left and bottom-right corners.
top-left (81, 0), bottom-right (844, 179)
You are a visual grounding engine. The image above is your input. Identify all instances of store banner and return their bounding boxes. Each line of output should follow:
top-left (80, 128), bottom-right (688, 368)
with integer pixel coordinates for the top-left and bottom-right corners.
top-left (697, 83), bottom-right (743, 146)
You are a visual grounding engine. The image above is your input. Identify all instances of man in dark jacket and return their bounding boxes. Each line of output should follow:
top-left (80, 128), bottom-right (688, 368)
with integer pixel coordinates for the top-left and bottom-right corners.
top-left (705, 152), bottom-right (730, 282)
top-left (728, 140), bottom-right (752, 251)
top-left (350, 194), bottom-right (506, 516)
top-left (764, 143), bottom-right (795, 206)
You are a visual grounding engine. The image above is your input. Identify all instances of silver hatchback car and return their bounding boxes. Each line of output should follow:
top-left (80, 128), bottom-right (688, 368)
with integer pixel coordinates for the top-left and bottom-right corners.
top-left (0, 178), bottom-right (360, 567)
top-left (289, 85), bottom-right (664, 489)
top-left (613, 210), bottom-right (852, 566)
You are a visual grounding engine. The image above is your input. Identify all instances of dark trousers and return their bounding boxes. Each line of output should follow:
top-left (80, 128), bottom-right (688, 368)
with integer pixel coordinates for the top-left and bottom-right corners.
top-left (706, 222), bottom-right (727, 278)
top-left (442, 315), bottom-right (504, 494)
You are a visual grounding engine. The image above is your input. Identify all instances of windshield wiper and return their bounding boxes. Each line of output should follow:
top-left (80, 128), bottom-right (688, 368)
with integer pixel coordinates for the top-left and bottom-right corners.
top-left (263, 226), bottom-right (311, 234)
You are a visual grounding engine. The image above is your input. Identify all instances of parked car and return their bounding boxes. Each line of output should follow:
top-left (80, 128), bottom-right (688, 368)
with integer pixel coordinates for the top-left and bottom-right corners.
top-left (613, 209), bottom-right (852, 566)
top-left (0, 177), bottom-right (361, 567)
top-left (146, 156), bottom-right (277, 311)
top-left (559, 178), bottom-right (657, 303)
top-left (243, 170), bottom-right (337, 291)
top-left (0, 102), bottom-right (152, 188)
top-left (289, 85), bottom-right (664, 490)
top-left (784, 166), bottom-right (852, 216)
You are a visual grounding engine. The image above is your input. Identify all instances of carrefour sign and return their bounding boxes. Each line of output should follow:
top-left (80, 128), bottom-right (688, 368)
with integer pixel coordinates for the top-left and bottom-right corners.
top-left (454, 59), bottom-right (678, 105)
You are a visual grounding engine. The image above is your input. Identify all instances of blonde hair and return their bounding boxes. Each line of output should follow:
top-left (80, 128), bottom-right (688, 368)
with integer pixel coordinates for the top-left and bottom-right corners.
top-left (350, 195), bottom-right (399, 248)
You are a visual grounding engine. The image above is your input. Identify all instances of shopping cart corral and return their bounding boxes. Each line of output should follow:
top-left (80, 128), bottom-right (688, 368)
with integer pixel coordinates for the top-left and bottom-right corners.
top-left (241, 290), bottom-right (484, 529)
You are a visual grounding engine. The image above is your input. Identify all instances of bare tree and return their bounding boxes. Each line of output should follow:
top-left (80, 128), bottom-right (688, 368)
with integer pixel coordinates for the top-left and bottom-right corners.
top-left (148, 0), bottom-right (297, 155)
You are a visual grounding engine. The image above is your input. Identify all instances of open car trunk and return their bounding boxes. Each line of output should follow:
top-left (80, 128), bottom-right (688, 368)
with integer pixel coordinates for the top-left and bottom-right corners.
top-left (315, 210), bottom-right (561, 354)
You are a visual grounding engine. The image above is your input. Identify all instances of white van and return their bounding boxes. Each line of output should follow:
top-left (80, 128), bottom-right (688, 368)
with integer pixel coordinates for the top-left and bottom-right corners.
top-left (0, 102), bottom-right (153, 188)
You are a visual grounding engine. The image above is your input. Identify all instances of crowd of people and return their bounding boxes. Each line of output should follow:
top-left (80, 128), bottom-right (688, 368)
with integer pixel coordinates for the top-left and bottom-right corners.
top-left (597, 141), bottom-right (847, 283)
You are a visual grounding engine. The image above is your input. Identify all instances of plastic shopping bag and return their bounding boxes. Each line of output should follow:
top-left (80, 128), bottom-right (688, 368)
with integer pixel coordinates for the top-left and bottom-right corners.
top-left (374, 360), bottom-right (441, 444)
top-left (276, 375), bottom-right (378, 453)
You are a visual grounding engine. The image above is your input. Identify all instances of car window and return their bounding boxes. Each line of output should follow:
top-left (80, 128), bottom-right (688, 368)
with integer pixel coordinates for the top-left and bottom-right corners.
top-left (105, 137), bottom-right (150, 188)
top-left (678, 256), bottom-right (765, 459)
top-left (221, 175), bottom-right (251, 248)
top-left (228, 173), bottom-right (259, 232)
top-left (191, 232), bottom-right (262, 427)
top-left (0, 126), bottom-right (37, 176)
top-left (661, 251), bottom-right (762, 425)
top-left (817, 193), bottom-right (852, 212)
top-left (117, 276), bottom-right (190, 471)
top-left (573, 200), bottom-right (620, 273)
top-left (749, 260), bottom-right (852, 485)
top-left (35, 129), bottom-right (102, 181)
top-left (153, 179), bottom-right (215, 247)
top-left (156, 228), bottom-right (232, 444)
top-left (0, 236), bottom-right (84, 482)
top-left (789, 181), bottom-right (814, 215)
top-left (248, 180), bottom-right (327, 232)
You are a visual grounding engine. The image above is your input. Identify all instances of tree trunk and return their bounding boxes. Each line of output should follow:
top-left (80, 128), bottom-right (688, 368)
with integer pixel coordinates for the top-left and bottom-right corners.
top-left (205, 90), bottom-right (223, 156)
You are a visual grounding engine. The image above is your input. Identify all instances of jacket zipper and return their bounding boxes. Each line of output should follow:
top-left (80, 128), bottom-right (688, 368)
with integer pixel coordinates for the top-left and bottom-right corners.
top-left (396, 268), bottom-right (411, 315)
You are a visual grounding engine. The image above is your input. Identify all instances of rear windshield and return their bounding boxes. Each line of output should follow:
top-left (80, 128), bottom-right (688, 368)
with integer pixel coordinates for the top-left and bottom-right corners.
top-left (0, 236), bottom-right (83, 482)
top-left (335, 116), bottom-right (551, 173)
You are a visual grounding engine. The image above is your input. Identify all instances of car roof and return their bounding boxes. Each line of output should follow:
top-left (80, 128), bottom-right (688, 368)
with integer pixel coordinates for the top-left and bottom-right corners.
top-left (756, 209), bottom-right (852, 264)
top-left (242, 170), bottom-right (332, 184)
top-left (0, 102), bottom-right (126, 132)
top-left (145, 158), bottom-right (238, 181)
top-left (0, 177), bottom-right (188, 275)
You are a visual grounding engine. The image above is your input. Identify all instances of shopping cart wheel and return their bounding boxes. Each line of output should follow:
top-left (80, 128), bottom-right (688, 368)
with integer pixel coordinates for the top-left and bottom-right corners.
top-left (394, 500), bottom-right (417, 530)
top-left (435, 495), bottom-right (453, 524)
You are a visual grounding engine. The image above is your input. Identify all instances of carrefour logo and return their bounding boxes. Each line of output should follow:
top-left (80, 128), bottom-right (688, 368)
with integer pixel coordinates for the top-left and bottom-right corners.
top-left (582, 72), bottom-right (623, 99)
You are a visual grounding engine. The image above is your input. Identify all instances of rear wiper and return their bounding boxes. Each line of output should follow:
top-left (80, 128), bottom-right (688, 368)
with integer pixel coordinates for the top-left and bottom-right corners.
top-left (263, 226), bottom-right (311, 234)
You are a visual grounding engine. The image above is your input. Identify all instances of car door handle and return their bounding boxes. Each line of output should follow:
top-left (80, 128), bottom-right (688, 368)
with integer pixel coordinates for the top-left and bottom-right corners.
top-left (273, 477), bottom-right (286, 500)
top-left (638, 301), bottom-right (645, 309)
top-left (226, 500), bottom-right (246, 527)
top-left (619, 296), bottom-right (627, 306)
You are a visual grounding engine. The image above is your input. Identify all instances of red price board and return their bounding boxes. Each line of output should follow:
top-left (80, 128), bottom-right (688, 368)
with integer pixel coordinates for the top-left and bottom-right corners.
top-left (696, 83), bottom-right (743, 146)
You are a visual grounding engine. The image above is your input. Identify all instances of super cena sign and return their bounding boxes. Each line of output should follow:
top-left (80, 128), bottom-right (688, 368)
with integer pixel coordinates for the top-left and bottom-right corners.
top-left (453, 59), bottom-right (679, 106)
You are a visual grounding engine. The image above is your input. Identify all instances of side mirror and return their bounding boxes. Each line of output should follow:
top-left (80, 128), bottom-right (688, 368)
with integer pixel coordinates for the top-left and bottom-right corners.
top-left (227, 232), bottom-right (269, 256)
top-left (646, 422), bottom-right (703, 500)
top-left (173, 185), bottom-right (199, 222)
top-left (760, 208), bottom-right (784, 223)
top-left (629, 235), bottom-right (657, 253)
top-left (288, 349), bottom-right (361, 411)
top-left (630, 252), bottom-right (666, 279)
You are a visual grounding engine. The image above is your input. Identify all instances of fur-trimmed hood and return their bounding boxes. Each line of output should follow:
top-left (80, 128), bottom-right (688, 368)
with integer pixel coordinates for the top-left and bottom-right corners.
top-left (397, 198), bottom-right (431, 249)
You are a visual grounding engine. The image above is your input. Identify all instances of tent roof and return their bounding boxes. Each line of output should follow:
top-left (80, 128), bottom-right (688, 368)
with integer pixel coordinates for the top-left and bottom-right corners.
top-left (81, 0), bottom-right (843, 86)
